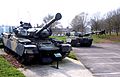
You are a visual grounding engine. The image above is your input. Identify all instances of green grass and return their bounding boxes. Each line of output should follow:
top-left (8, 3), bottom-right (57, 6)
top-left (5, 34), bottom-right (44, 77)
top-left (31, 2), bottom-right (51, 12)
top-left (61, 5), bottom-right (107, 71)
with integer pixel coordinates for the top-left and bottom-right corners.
top-left (49, 36), bottom-right (67, 42)
top-left (103, 34), bottom-right (120, 42)
top-left (92, 34), bottom-right (120, 43)
top-left (0, 56), bottom-right (25, 77)
top-left (68, 51), bottom-right (77, 60)
top-left (92, 35), bottom-right (111, 43)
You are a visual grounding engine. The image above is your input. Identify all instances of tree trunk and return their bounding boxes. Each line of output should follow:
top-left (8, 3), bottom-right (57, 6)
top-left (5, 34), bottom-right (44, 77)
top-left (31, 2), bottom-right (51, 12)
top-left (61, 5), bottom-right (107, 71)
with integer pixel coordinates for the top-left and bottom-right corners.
top-left (116, 30), bottom-right (119, 36)
top-left (109, 31), bottom-right (111, 35)
top-left (109, 28), bottom-right (112, 35)
top-left (115, 27), bottom-right (119, 36)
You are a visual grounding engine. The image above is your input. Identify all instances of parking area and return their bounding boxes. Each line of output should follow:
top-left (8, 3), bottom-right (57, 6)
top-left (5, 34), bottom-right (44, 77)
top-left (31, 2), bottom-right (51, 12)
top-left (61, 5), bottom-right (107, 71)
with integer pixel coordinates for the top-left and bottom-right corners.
top-left (73, 43), bottom-right (120, 77)
top-left (18, 57), bottom-right (93, 77)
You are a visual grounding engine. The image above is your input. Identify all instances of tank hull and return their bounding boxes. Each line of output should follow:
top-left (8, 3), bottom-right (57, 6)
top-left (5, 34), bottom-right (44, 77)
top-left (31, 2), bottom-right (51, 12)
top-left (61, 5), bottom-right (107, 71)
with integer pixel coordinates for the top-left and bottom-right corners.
top-left (67, 36), bottom-right (93, 47)
top-left (2, 33), bottom-right (72, 64)
top-left (71, 38), bottom-right (93, 47)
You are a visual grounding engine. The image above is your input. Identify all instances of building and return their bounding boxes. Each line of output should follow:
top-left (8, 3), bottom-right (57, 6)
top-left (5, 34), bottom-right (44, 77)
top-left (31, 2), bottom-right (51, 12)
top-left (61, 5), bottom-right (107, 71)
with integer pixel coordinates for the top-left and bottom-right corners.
top-left (0, 25), bottom-right (15, 38)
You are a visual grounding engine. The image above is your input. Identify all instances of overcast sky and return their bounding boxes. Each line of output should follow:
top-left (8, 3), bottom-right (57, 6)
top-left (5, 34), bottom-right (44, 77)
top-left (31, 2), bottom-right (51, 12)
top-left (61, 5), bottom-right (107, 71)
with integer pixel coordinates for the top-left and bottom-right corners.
top-left (0, 0), bottom-right (120, 28)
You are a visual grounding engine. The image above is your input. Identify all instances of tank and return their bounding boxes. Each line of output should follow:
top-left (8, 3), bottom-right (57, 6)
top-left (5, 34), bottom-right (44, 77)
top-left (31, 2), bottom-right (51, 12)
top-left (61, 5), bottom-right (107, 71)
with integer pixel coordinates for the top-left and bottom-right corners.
top-left (66, 31), bottom-right (93, 47)
top-left (2, 13), bottom-right (72, 64)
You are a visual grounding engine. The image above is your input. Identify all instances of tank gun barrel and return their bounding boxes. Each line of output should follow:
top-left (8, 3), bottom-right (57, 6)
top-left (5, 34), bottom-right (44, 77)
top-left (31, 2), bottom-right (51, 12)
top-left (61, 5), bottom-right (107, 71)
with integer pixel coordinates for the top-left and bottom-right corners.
top-left (35, 13), bottom-right (62, 35)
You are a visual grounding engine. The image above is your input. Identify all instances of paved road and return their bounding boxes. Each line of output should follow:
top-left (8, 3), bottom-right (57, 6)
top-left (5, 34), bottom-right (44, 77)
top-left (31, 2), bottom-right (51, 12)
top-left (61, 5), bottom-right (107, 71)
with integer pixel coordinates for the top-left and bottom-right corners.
top-left (19, 57), bottom-right (93, 77)
top-left (73, 43), bottom-right (120, 77)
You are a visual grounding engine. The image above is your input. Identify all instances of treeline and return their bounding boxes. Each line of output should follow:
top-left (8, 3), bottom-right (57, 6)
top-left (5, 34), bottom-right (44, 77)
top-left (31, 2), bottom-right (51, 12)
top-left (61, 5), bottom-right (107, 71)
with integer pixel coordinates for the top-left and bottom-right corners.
top-left (70, 8), bottom-right (120, 36)
top-left (91, 8), bottom-right (120, 36)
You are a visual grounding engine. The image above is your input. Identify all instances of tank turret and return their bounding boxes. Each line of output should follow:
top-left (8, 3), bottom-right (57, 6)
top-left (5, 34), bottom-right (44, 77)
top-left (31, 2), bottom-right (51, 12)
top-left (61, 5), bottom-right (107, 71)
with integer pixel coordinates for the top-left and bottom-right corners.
top-left (13, 13), bottom-right (62, 38)
top-left (13, 22), bottom-right (32, 37)
top-left (34, 13), bottom-right (62, 38)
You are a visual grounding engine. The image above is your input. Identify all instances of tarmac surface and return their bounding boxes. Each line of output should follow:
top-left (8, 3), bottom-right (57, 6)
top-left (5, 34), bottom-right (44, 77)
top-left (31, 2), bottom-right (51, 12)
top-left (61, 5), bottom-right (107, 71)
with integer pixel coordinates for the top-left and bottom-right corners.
top-left (73, 43), bottom-right (120, 77)
top-left (19, 57), bottom-right (94, 77)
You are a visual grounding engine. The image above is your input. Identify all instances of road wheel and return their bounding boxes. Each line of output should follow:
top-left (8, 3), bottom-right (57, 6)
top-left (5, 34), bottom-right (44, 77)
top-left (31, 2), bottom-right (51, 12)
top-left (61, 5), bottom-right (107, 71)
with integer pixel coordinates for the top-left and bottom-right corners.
top-left (87, 42), bottom-right (92, 47)
top-left (19, 54), bottom-right (31, 65)
top-left (71, 39), bottom-right (77, 47)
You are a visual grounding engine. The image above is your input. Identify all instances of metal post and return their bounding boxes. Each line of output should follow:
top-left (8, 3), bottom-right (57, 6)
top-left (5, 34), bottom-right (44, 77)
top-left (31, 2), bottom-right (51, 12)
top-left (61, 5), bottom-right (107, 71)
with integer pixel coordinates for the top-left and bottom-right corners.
top-left (56, 60), bottom-right (59, 69)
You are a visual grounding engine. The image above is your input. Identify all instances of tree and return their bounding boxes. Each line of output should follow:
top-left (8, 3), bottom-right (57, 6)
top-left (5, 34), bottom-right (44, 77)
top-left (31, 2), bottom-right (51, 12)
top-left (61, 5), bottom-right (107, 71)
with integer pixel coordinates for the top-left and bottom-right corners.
top-left (105, 12), bottom-right (114, 35)
top-left (89, 8), bottom-right (120, 36)
top-left (70, 12), bottom-right (88, 34)
top-left (105, 9), bottom-right (120, 36)
top-left (90, 12), bottom-right (102, 31)
top-left (90, 18), bottom-right (100, 31)
top-left (112, 9), bottom-right (120, 36)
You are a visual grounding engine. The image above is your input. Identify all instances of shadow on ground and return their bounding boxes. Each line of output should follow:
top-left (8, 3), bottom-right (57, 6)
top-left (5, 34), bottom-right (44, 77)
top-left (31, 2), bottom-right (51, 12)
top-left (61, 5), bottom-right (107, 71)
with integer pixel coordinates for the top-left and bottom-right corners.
top-left (74, 44), bottom-right (104, 49)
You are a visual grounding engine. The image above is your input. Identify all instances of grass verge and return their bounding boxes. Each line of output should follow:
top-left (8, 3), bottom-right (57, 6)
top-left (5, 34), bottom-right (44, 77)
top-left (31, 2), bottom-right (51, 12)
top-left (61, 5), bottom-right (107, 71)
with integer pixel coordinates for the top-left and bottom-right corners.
top-left (92, 35), bottom-right (113, 43)
top-left (68, 51), bottom-right (77, 60)
top-left (92, 34), bottom-right (120, 43)
top-left (0, 56), bottom-right (25, 77)
top-left (49, 36), bottom-right (67, 42)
